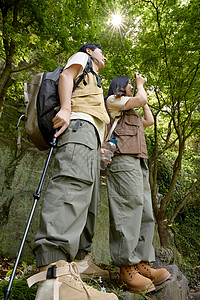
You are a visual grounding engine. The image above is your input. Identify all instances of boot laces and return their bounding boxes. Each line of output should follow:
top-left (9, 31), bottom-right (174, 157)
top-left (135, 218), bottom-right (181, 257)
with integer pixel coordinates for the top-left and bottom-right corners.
top-left (139, 262), bottom-right (151, 271)
top-left (125, 265), bottom-right (139, 275)
top-left (69, 262), bottom-right (91, 300)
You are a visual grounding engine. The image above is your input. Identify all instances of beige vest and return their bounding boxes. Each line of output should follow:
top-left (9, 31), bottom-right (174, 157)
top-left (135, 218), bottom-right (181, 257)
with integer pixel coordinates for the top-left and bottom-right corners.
top-left (71, 72), bottom-right (110, 124)
top-left (108, 109), bottom-right (148, 158)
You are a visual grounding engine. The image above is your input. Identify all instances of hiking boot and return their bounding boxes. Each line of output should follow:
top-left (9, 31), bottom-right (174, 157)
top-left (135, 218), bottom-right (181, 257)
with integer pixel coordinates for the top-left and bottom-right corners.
top-left (136, 262), bottom-right (171, 285)
top-left (74, 253), bottom-right (113, 279)
top-left (120, 265), bottom-right (155, 294)
top-left (27, 260), bottom-right (118, 300)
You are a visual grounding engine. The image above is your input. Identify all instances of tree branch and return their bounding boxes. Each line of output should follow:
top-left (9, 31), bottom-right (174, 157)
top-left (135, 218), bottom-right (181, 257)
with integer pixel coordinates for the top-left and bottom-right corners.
top-left (10, 50), bottom-right (63, 73)
top-left (169, 180), bottom-right (199, 223)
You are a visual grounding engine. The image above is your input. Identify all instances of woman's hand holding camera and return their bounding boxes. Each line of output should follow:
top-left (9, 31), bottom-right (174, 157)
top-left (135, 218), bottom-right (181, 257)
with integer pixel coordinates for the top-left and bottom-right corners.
top-left (134, 72), bottom-right (147, 87)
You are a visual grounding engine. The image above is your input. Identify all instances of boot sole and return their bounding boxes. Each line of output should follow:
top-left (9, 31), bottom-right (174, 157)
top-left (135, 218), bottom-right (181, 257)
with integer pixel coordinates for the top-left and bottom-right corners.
top-left (119, 279), bottom-right (156, 295)
top-left (153, 271), bottom-right (171, 285)
top-left (127, 283), bottom-right (156, 294)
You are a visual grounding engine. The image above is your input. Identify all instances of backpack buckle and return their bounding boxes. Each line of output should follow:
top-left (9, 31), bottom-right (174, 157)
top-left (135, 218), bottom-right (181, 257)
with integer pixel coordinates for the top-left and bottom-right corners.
top-left (46, 266), bottom-right (57, 279)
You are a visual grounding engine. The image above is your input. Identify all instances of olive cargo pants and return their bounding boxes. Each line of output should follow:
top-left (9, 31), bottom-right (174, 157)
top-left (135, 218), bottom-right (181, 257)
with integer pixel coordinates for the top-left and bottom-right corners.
top-left (34, 120), bottom-right (100, 267)
top-left (106, 156), bottom-right (155, 266)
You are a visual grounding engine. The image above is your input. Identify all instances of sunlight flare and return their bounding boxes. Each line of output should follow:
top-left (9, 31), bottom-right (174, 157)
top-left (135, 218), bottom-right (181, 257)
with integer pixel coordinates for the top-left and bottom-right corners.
top-left (111, 13), bottom-right (122, 27)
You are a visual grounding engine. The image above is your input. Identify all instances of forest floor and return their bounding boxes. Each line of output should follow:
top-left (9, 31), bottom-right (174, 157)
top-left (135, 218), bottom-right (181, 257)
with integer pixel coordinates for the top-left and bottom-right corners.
top-left (0, 256), bottom-right (123, 298)
top-left (0, 256), bottom-right (200, 299)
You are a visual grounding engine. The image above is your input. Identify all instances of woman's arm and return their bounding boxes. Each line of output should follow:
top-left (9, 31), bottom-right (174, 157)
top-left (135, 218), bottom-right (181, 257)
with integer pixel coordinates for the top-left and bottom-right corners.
top-left (124, 74), bottom-right (147, 110)
top-left (142, 104), bottom-right (154, 127)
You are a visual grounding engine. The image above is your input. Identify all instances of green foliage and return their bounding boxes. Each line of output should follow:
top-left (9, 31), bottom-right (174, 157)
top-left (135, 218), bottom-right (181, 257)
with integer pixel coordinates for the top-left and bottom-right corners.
top-left (156, 147), bottom-right (199, 201)
top-left (0, 260), bottom-right (37, 300)
top-left (0, 81), bottom-right (25, 142)
top-left (0, 279), bottom-right (37, 300)
top-left (172, 198), bottom-right (200, 266)
top-left (152, 140), bottom-right (200, 266)
top-left (169, 150), bottom-right (199, 213)
top-left (154, 138), bottom-right (199, 208)
top-left (157, 156), bottom-right (174, 196)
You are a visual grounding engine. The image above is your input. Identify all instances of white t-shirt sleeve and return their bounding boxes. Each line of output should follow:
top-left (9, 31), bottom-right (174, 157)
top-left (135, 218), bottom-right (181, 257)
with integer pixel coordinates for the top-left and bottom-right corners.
top-left (106, 95), bottom-right (130, 118)
top-left (64, 52), bottom-right (89, 78)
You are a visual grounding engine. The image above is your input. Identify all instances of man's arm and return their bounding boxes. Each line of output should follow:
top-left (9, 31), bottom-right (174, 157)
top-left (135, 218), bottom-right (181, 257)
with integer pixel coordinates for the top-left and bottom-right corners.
top-left (53, 64), bottom-right (82, 138)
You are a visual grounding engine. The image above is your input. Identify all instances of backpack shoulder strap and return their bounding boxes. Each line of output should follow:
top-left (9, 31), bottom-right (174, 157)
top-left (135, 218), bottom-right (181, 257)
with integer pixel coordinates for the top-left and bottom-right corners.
top-left (105, 115), bottom-right (121, 142)
top-left (72, 55), bottom-right (101, 93)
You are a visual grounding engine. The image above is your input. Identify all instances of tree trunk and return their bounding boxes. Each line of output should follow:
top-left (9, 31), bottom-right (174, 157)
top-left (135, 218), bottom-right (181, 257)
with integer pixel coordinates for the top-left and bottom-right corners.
top-left (157, 212), bottom-right (170, 246)
top-left (0, 67), bottom-right (12, 118)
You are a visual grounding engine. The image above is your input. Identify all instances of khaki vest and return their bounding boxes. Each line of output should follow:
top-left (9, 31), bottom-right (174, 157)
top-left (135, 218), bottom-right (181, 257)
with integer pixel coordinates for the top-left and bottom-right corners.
top-left (108, 109), bottom-right (148, 158)
top-left (71, 72), bottom-right (110, 124)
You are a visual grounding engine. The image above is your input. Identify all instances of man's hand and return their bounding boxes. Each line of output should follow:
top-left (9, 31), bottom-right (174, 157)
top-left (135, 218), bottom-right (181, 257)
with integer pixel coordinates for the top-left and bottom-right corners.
top-left (100, 147), bottom-right (114, 165)
top-left (53, 108), bottom-right (70, 138)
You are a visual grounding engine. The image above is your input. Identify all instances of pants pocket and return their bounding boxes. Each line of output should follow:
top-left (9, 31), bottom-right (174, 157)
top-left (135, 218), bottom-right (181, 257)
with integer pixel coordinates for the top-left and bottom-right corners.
top-left (52, 123), bottom-right (97, 184)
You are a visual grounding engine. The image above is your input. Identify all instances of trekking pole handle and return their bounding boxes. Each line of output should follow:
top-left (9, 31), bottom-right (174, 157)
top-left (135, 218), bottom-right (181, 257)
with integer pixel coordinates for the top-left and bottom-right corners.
top-left (49, 129), bottom-right (58, 148)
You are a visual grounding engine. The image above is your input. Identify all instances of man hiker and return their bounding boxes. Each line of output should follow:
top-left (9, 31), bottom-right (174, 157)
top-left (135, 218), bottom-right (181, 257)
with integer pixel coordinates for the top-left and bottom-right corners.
top-left (27, 43), bottom-right (118, 300)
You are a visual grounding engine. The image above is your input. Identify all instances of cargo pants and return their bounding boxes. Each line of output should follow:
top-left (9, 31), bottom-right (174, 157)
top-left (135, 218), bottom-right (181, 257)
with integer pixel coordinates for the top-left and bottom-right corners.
top-left (106, 155), bottom-right (155, 266)
top-left (34, 120), bottom-right (100, 267)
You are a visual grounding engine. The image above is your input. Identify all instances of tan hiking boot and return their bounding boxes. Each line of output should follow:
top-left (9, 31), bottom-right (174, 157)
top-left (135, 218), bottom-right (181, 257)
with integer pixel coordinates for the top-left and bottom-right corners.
top-left (27, 260), bottom-right (118, 300)
top-left (120, 265), bottom-right (156, 294)
top-left (74, 253), bottom-right (112, 279)
top-left (136, 262), bottom-right (171, 285)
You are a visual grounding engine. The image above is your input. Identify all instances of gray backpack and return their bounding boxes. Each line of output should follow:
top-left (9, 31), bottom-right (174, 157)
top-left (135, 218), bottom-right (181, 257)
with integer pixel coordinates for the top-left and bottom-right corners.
top-left (24, 55), bottom-right (100, 150)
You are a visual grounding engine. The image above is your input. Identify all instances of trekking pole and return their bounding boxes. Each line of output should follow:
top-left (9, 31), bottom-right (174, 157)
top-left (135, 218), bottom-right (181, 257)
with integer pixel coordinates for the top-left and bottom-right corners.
top-left (3, 136), bottom-right (57, 300)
